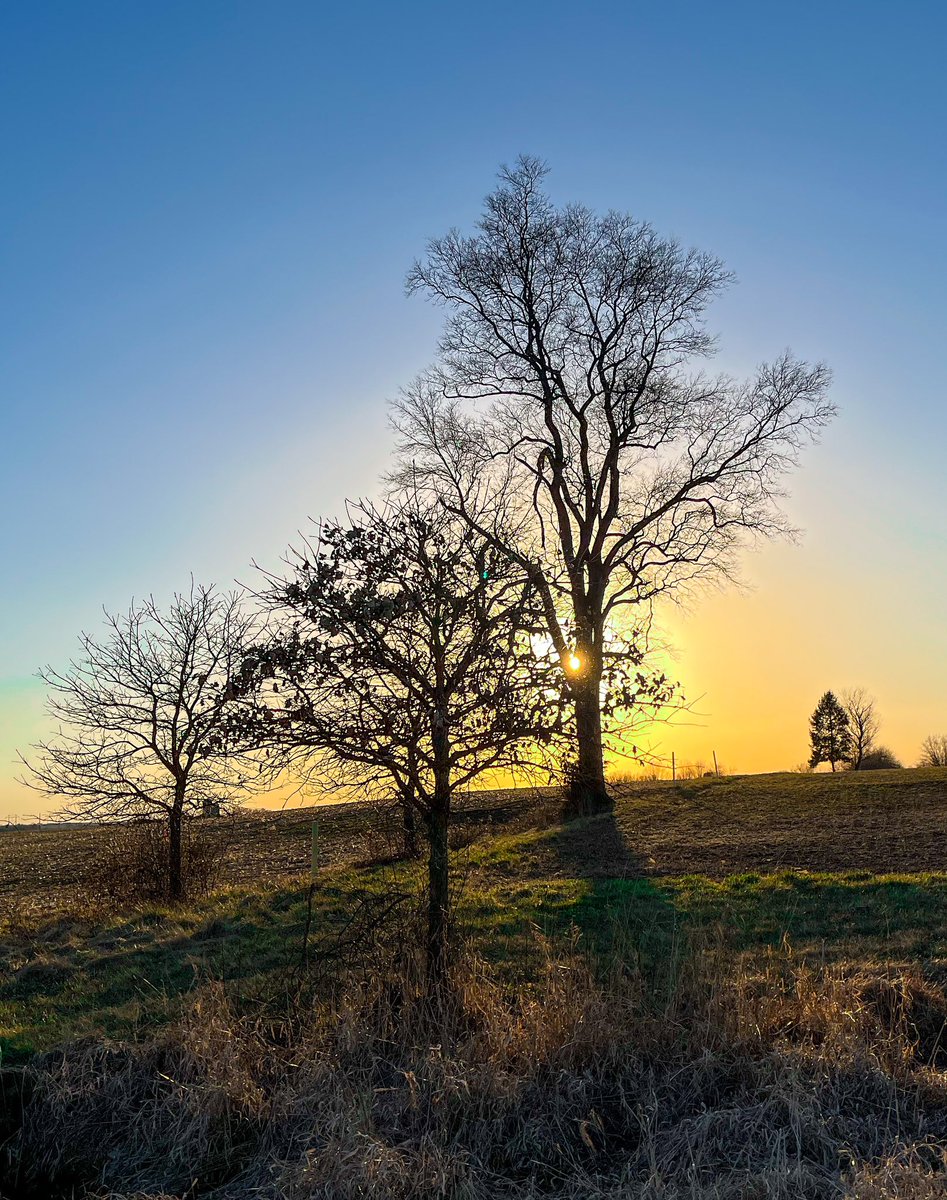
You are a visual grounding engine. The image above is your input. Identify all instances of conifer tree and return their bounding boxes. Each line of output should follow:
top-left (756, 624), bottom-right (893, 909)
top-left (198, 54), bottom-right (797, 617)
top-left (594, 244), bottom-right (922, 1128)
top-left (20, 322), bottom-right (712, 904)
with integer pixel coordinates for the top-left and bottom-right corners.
top-left (808, 691), bottom-right (853, 771)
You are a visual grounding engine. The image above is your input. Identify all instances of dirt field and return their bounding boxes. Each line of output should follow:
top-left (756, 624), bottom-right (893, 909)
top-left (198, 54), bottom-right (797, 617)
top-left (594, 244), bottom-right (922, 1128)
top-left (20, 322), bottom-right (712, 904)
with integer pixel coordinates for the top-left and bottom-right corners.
top-left (3, 768), bottom-right (946, 917)
top-left (603, 767), bottom-right (947, 877)
top-left (0, 787), bottom-right (557, 916)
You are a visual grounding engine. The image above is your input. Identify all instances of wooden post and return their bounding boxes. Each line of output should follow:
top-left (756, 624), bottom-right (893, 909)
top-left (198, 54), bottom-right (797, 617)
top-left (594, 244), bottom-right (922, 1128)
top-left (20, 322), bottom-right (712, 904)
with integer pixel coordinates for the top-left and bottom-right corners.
top-left (713, 750), bottom-right (719, 777)
top-left (671, 752), bottom-right (676, 781)
top-left (300, 821), bottom-right (323, 971)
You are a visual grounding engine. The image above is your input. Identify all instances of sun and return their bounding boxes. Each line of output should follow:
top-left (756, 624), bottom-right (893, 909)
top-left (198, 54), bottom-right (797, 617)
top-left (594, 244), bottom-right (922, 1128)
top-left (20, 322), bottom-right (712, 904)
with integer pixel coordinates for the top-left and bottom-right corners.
top-left (565, 652), bottom-right (582, 674)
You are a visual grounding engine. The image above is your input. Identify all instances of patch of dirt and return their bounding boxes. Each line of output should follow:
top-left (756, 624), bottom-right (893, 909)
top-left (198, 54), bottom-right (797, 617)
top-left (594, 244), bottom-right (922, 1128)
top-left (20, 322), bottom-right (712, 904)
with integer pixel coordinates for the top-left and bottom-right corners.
top-left (607, 770), bottom-right (947, 878)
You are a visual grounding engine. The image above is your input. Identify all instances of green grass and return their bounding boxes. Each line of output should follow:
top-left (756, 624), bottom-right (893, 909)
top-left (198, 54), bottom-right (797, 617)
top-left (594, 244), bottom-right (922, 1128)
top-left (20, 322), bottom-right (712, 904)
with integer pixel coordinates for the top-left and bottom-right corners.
top-left (461, 820), bottom-right (947, 958)
top-left (7, 772), bottom-right (947, 1199)
top-left (4, 769), bottom-right (947, 1063)
top-left (6, 829), bottom-right (947, 1064)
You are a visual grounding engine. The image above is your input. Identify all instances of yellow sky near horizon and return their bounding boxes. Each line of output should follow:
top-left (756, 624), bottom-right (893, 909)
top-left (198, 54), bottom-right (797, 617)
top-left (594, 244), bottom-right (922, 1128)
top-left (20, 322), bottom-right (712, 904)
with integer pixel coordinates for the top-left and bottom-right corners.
top-left (5, 523), bottom-right (943, 823)
top-left (655, 541), bottom-right (946, 777)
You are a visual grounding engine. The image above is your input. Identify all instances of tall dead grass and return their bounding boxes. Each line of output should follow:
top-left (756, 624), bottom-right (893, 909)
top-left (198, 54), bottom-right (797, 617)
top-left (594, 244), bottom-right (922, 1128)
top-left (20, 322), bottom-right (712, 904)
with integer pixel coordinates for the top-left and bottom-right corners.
top-left (10, 931), bottom-right (947, 1199)
top-left (86, 818), bottom-right (232, 907)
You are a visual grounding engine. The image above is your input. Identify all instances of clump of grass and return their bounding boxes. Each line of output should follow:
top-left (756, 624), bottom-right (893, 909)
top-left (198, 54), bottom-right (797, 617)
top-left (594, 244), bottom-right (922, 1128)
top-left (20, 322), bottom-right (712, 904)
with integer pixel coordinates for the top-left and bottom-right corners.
top-left (10, 928), bottom-right (947, 1199)
top-left (87, 819), bottom-right (234, 907)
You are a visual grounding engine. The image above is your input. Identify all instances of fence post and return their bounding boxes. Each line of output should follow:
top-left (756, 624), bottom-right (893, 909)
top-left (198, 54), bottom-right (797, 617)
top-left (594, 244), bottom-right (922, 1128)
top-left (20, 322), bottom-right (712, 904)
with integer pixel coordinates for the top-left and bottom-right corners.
top-left (713, 751), bottom-right (719, 777)
top-left (671, 752), bottom-right (676, 781)
top-left (311, 821), bottom-right (321, 881)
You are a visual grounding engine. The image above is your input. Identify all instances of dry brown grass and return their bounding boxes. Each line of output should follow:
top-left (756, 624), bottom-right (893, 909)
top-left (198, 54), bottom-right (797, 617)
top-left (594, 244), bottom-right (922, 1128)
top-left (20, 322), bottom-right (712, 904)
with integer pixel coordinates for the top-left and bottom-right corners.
top-left (10, 930), bottom-right (947, 1199)
top-left (6, 772), bottom-right (947, 1196)
top-left (87, 821), bottom-right (231, 906)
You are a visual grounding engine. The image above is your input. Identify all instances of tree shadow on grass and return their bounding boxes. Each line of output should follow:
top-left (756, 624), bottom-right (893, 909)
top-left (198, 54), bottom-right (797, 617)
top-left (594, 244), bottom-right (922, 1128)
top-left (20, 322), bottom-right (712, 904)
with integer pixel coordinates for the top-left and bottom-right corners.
top-left (681, 871), bottom-right (947, 965)
top-left (0, 889), bottom-right (331, 1060)
top-left (539, 811), bottom-right (688, 987)
top-left (549, 809), bottom-right (649, 881)
top-left (536, 811), bottom-right (947, 985)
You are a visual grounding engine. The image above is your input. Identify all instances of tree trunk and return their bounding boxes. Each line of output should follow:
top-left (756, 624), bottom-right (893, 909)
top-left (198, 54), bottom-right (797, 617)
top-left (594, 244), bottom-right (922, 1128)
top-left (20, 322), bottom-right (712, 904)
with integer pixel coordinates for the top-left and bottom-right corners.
top-left (426, 805), bottom-right (450, 993)
top-left (426, 707), bottom-right (452, 995)
top-left (567, 664), bottom-right (610, 817)
top-left (168, 803), bottom-right (184, 902)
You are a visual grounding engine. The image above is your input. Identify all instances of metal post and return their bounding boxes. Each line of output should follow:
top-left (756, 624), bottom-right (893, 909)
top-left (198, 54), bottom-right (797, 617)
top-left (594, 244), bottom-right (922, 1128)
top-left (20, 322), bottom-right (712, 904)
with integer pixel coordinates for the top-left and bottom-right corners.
top-left (311, 821), bottom-right (321, 881)
top-left (713, 750), bottom-right (719, 777)
top-left (671, 752), bottom-right (676, 781)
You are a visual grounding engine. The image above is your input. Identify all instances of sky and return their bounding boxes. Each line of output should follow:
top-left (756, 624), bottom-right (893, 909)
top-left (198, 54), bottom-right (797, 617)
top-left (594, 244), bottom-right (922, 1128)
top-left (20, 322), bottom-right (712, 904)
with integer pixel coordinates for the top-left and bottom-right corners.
top-left (1, 1), bottom-right (945, 817)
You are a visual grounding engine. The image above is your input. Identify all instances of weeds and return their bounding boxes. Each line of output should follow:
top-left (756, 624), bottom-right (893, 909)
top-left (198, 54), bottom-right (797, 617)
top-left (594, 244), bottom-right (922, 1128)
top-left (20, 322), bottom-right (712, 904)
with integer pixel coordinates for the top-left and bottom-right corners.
top-left (6, 775), bottom-right (947, 1195)
top-left (87, 818), bottom-right (234, 906)
top-left (9, 930), bottom-right (947, 1199)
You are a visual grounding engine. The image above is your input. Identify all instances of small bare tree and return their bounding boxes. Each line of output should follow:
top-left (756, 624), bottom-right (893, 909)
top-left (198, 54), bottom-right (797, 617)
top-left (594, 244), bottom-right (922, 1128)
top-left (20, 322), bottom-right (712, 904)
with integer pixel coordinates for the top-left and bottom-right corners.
top-left (919, 735), bottom-right (947, 768)
top-left (842, 687), bottom-right (880, 770)
top-left (394, 156), bottom-right (835, 814)
top-left (21, 584), bottom-right (261, 901)
top-left (230, 499), bottom-right (607, 987)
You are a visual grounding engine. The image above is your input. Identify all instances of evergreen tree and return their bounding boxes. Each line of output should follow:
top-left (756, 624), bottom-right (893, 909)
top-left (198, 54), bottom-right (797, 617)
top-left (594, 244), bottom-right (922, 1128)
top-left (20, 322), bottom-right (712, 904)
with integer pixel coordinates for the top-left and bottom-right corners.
top-left (808, 691), bottom-right (853, 771)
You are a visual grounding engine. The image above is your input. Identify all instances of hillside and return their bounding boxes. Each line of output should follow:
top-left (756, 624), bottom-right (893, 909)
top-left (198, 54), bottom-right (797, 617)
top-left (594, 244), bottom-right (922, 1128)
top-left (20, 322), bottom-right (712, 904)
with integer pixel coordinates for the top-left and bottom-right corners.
top-left (4, 768), bottom-right (947, 917)
top-left (1, 768), bottom-right (947, 1056)
top-left (4, 768), bottom-right (947, 1198)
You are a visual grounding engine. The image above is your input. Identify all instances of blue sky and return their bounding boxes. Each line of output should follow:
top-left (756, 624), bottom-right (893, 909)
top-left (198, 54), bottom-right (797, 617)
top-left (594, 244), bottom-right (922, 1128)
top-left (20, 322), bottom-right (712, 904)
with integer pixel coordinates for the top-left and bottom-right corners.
top-left (2, 1), bottom-right (945, 813)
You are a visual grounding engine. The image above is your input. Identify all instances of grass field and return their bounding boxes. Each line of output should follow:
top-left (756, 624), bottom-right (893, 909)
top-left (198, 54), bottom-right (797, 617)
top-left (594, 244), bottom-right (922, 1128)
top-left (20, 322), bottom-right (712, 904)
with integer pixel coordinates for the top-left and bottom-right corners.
top-left (4, 769), bottom-right (947, 1198)
top-left (3, 768), bottom-right (947, 1062)
top-left (7, 766), bottom-right (947, 906)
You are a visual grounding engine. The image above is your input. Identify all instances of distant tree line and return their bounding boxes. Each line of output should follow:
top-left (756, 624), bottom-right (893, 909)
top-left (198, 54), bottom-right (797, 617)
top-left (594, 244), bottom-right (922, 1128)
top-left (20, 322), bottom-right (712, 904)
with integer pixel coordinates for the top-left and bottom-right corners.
top-left (807, 689), bottom-right (942, 772)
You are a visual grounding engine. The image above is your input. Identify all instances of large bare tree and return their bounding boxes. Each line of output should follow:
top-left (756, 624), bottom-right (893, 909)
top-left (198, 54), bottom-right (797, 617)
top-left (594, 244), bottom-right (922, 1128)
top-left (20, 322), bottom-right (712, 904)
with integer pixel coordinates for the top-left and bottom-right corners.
top-left (394, 156), bottom-right (835, 813)
top-left (21, 584), bottom-right (261, 900)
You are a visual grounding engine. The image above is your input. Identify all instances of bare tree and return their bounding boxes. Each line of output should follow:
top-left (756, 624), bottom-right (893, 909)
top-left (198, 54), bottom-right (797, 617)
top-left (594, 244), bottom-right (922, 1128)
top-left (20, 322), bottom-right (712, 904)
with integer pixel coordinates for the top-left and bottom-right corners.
top-left (919, 734), bottom-right (947, 768)
top-left (20, 584), bottom-right (262, 901)
top-left (842, 687), bottom-right (880, 770)
top-left (393, 156), bottom-right (835, 814)
top-left (229, 499), bottom-right (653, 987)
top-left (232, 500), bottom-right (563, 986)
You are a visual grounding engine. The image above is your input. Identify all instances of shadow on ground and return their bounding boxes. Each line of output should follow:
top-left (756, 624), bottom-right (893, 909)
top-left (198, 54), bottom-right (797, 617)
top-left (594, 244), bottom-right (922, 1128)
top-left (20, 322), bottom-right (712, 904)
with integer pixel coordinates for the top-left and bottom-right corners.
top-left (0, 892), bottom-right (318, 1062)
top-left (540, 810), bottom-right (687, 985)
top-left (535, 807), bottom-right (947, 983)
